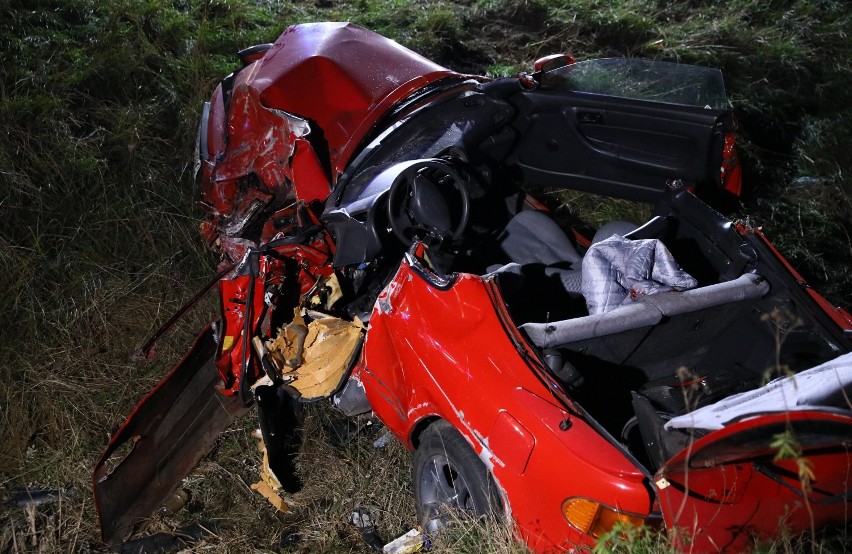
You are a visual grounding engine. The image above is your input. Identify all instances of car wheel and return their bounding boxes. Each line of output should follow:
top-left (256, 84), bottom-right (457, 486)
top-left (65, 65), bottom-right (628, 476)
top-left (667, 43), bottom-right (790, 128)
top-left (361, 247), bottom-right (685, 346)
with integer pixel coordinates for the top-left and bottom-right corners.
top-left (412, 420), bottom-right (502, 533)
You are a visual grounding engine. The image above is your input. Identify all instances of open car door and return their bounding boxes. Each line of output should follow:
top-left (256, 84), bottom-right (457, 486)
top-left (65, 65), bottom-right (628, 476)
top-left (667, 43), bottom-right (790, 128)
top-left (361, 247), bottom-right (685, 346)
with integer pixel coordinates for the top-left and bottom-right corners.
top-left (655, 410), bottom-right (852, 551)
top-left (94, 326), bottom-right (249, 543)
top-left (508, 59), bottom-right (735, 201)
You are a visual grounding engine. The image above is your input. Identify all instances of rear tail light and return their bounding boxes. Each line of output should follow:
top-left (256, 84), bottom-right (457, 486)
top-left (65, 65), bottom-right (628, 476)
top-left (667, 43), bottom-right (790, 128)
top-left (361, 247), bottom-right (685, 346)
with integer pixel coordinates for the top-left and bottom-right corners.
top-left (720, 131), bottom-right (742, 196)
top-left (561, 497), bottom-right (646, 538)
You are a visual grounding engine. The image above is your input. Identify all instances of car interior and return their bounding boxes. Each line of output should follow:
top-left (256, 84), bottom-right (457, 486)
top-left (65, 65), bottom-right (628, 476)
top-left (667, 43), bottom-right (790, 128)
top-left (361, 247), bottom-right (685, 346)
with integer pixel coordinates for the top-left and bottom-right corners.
top-left (493, 190), bottom-right (844, 470)
top-left (318, 81), bottom-right (847, 472)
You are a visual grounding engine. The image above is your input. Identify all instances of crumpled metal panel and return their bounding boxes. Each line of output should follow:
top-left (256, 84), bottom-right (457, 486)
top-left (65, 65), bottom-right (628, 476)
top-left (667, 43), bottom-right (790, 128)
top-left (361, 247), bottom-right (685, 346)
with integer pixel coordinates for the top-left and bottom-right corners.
top-left (197, 23), bottom-right (459, 251)
top-left (94, 326), bottom-right (248, 544)
top-left (255, 22), bottom-right (458, 178)
top-left (362, 253), bottom-right (647, 550)
top-left (656, 410), bottom-right (852, 551)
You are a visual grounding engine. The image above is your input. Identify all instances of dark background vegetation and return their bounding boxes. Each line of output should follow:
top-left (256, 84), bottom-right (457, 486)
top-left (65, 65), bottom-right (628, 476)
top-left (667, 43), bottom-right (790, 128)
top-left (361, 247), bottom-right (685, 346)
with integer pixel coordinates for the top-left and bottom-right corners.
top-left (1, 0), bottom-right (850, 551)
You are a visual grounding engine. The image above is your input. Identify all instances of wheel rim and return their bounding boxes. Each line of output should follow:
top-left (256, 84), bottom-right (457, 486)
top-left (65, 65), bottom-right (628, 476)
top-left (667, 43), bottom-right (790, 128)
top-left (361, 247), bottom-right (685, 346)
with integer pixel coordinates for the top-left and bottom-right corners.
top-left (419, 452), bottom-right (475, 532)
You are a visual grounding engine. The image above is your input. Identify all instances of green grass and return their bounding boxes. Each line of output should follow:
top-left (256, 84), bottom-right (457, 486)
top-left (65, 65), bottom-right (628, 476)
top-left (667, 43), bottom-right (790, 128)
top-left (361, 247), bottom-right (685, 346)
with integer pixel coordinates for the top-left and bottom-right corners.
top-left (1, 0), bottom-right (850, 552)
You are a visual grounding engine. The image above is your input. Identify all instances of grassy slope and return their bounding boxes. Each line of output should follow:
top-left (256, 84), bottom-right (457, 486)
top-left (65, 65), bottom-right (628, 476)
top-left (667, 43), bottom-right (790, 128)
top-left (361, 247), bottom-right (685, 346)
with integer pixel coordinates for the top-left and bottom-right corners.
top-left (1, 0), bottom-right (849, 551)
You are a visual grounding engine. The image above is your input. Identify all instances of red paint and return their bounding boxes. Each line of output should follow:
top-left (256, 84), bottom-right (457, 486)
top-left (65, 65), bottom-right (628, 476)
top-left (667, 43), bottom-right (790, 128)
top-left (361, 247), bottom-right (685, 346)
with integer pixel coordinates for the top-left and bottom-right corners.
top-left (290, 138), bottom-right (331, 202)
top-left (216, 269), bottom-right (267, 393)
top-left (100, 22), bottom-right (852, 551)
top-left (206, 84), bottom-right (227, 160)
top-left (534, 53), bottom-right (576, 72)
top-left (197, 22), bottom-right (462, 249)
top-left (257, 23), bottom-right (460, 179)
top-left (362, 253), bottom-right (852, 552)
top-left (720, 132), bottom-right (742, 196)
top-left (656, 411), bottom-right (852, 551)
top-left (489, 409), bottom-right (534, 475)
top-left (215, 220), bottom-right (335, 393)
top-left (94, 326), bottom-right (248, 543)
top-left (363, 256), bottom-right (649, 552)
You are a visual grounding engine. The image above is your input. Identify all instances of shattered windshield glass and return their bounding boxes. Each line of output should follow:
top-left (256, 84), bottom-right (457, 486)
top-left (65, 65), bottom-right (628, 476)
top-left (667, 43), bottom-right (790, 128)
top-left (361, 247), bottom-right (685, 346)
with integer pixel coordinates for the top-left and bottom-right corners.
top-left (542, 58), bottom-right (727, 110)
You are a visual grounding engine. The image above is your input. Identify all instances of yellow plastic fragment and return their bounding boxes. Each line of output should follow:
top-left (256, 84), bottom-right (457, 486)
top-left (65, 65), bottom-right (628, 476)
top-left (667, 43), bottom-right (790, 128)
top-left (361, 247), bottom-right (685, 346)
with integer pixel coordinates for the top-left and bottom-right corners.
top-left (253, 429), bottom-right (282, 490)
top-left (267, 310), bottom-right (308, 369)
top-left (250, 481), bottom-right (290, 513)
top-left (222, 335), bottom-right (235, 351)
top-left (250, 430), bottom-right (289, 512)
top-left (266, 311), bottom-right (363, 400)
top-left (383, 529), bottom-right (425, 553)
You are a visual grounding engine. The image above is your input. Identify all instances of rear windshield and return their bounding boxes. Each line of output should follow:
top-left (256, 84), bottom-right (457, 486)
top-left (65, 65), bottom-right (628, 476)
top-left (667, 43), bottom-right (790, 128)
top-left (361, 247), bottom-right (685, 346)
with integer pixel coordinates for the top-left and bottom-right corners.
top-left (542, 58), bottom-right (727, 110)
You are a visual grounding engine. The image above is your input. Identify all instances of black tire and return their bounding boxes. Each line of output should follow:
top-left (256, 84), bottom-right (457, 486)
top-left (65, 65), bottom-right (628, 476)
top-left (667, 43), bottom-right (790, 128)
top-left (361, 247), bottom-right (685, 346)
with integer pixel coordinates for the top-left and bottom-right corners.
top-left (412, 420), bottom-right (503, 533)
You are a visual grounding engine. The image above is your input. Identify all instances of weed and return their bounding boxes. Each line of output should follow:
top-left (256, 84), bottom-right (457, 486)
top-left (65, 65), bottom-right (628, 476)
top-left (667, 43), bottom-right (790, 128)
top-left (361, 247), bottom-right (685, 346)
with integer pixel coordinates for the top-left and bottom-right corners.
top-left (429, 512), bottom-right (528, 554)
top-left (1, 0), bottom-right (849, 552)
top-left (594, 521), bottom-right (674, 554)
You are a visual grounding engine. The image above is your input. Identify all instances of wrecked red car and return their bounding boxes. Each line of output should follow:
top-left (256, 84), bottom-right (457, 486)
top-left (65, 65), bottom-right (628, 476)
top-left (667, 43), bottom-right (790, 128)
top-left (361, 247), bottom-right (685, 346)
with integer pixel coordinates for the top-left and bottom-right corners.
top-left (94, 22), bottom-right (852, 552)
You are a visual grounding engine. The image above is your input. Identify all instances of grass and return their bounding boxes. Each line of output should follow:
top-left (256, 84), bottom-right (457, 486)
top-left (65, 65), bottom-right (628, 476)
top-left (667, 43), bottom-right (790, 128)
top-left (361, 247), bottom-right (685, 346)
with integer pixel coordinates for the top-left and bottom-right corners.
top-left (1, 0), bottom-right (850, 552)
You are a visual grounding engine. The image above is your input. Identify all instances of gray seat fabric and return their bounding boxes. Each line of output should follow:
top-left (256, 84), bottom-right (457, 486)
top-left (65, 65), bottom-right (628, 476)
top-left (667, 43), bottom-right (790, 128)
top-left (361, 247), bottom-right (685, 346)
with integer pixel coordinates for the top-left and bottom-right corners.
top-left (520, 273), bottom-right (770, 348)
top-left (493, 213), bottom-right (642, 302)
top-left (592, 220), bottom-right (639, 245)
top-left (500, 210), bottom-right (582, 266)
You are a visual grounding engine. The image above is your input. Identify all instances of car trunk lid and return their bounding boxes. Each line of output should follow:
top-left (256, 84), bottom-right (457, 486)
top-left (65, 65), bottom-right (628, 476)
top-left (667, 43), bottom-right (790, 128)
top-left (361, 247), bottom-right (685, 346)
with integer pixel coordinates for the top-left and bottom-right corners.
top-left (654, 410), bottom-right (852, 551)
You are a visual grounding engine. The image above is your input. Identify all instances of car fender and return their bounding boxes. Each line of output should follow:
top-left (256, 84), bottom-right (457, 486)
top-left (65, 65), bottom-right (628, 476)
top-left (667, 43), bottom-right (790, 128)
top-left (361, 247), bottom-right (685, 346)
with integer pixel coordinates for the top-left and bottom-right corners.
top-left (361, 254), bottom-right (651, 551)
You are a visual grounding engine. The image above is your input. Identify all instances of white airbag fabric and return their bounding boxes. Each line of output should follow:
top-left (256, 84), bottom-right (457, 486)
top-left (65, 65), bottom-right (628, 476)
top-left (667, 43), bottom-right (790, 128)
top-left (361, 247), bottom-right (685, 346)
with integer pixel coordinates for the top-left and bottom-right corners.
top-left (665, 351), bottom-right (852, 431)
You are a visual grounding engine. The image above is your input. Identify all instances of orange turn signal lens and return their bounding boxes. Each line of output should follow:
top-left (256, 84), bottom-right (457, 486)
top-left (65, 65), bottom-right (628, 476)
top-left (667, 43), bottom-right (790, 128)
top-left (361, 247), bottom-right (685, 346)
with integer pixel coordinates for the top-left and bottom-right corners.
top-left (561, 497), bottom-right (645, 538)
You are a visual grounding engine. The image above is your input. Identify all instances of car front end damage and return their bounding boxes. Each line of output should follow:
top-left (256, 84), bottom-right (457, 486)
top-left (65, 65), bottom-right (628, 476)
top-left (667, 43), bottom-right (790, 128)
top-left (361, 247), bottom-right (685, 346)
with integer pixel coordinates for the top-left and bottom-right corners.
top-left (95, 21), bottom-right (852, 552)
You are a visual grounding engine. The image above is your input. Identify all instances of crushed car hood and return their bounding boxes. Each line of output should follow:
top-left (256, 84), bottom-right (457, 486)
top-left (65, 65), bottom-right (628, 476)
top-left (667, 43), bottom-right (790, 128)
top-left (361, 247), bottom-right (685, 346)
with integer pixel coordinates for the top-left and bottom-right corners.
top-left (201, 22), bottom-right (460, 198)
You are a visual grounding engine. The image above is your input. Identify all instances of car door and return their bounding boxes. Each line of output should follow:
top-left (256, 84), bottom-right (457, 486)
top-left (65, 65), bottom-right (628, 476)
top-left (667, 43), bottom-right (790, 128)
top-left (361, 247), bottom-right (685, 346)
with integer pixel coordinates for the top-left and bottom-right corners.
top-left (505, 59), bottom-right (734, 201)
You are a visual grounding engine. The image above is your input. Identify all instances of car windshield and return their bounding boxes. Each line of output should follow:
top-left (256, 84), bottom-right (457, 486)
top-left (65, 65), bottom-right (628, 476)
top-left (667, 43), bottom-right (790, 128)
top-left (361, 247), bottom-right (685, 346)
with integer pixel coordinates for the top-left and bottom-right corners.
top-left (542, 58), bottom-right (727, 110)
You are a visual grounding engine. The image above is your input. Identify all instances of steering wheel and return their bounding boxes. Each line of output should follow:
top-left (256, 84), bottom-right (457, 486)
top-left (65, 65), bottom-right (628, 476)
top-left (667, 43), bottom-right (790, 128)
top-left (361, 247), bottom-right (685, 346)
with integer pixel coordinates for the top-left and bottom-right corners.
top-left (386, 159), bottom-right (470, 248)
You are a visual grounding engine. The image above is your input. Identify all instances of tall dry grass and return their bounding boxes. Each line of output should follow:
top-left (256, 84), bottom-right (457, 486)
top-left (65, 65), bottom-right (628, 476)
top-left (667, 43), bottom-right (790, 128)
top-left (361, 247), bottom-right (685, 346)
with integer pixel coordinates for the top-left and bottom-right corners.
top-left (1, 0), bottom-right (849, 552)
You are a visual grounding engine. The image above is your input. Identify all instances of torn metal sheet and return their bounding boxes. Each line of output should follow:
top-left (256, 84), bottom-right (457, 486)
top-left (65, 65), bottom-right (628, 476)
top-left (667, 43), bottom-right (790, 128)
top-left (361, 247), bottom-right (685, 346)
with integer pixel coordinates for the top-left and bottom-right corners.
top-left (94, 326), bottom-right (248, 544)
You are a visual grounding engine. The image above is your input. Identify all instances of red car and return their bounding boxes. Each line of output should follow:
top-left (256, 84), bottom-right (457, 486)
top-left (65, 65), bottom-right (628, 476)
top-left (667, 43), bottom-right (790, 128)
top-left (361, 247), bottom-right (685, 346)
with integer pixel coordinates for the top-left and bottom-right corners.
top-left (95, 22), bottom-right (852, 552)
